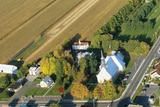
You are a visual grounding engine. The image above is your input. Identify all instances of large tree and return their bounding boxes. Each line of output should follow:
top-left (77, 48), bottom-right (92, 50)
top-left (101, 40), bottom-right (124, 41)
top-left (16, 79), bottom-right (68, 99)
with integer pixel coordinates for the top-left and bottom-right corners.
top-left (40, 56), bottom-right (57, 76)
top-left (71, 82), bottom-right (89, 99)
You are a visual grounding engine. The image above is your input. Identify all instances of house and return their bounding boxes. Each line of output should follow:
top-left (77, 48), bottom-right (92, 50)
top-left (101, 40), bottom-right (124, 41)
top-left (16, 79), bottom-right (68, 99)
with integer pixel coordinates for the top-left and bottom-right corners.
top-left (29, 66), bottom-right (40, 76)
top-left (8, 82), bottom-right (22, 92)
top-left (40, 76), bottom-right (54, 88)
top-left (96, 51), bottom-right (125, 83)
top-left (72, 40), bottom-right (90, 50)
top-left (0, 64), bottom-right (17, 74)
top-left (150, 70), bottom-right (160, 78)
top-left (151, 61), bottom-right (160, 78)
top-left (77, 52), bottom-right (92, 59)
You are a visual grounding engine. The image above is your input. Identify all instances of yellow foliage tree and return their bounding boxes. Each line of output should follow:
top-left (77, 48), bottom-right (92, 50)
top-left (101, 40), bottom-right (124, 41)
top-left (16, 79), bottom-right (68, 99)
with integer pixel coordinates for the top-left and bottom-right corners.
top-left (140, 42), bottom-right (150, 55)
top-left (40, 56), bottom-right (57, 76)
top-left (71, 82), bottom-right (89, 99)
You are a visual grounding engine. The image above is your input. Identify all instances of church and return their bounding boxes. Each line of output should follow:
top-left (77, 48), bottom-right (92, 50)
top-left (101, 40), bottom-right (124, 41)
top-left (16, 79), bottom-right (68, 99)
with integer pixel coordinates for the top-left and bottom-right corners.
top-left (96, 51), bottom-right (126, 83)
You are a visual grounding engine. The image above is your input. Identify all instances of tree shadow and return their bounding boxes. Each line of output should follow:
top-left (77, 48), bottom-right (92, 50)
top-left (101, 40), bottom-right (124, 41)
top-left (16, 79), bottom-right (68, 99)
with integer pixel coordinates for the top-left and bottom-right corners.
top-left (8, 60), bottom-right (24, 69)
top-left (116, 35), bottom-right (131, 42)
top-left (119, 48), bottom-right (130, 67)
top-left (133, 35), bottom-right (152, 46)
top-left (63, 33), bottom-right (81, 50)
top-left (60, 93), bottom-right (76, 107)
top-left (117, 97), bottom-right (131, 107)
top-left (83, 75), bottom-right (98, 91)
top-left (133, 96), bottom-right (151, 107)
top-left (50, 74), bottom-right (57, 82)
top-left (45, 100), bottom-right (59, 106)
top-left (81, 99), bottom-right (98, 107)
top-left (9, 98), bottom-right (19, 107)
top-left (26, 100), bottom-right (38, 107)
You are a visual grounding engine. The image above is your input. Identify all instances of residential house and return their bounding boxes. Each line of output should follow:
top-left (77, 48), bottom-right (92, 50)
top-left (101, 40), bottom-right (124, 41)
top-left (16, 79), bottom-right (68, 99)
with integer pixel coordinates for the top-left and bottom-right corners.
top-left (96, 51), bottom-right (125, 83)
top-left (151, 62), bottom-right (160, 78)
top-left (0, 64), bottom-right (17, 74)
top-left (72, 40), bottom-right (90, 50)
top-left (40, 76), bottom-right (54, 88)
top-left (29, 66), bottom-right (40, 76)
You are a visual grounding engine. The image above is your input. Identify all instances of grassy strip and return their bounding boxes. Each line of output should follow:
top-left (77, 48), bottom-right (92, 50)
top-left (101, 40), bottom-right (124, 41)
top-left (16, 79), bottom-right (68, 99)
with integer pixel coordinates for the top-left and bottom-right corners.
top-left (13, 36), bottom-right (46, 60)
top-left (132, 84), bottom-right (143, 101)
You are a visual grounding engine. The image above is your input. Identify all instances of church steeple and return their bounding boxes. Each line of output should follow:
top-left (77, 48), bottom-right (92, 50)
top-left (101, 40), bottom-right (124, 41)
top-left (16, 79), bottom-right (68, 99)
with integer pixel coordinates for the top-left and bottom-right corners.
top-left (100, 50), bottom-right (105, 68)
top-left (101, 50), bottom-right (104, 60)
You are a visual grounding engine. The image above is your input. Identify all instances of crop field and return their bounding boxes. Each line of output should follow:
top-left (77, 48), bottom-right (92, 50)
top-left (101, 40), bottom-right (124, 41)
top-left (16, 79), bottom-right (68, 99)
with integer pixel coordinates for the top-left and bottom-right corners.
top-left (0, 0), bottom-right (55, 40)
top-left (0, 0), bottom-right (82, 63)
top-left (25, 0), bottom-right (128, 62)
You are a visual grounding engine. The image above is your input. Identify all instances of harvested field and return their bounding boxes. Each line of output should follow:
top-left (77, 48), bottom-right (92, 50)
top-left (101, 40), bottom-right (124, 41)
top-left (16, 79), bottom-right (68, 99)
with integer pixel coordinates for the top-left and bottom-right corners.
top-left (0, 0), bottom-right (82, 63)
top-left (0, 0), bottom-right (55, 40)
top-left (25, 0), bottom-right (128, 62)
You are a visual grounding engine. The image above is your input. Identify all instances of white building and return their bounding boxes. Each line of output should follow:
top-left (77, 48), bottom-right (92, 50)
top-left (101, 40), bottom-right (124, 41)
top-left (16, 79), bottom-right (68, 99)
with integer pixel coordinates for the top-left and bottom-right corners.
top-left (77, 52), bottom-right (92, 59)
top-left (40, 76), bottom-right (54, 88)
top-left (72, 40), bottom-right (90, 50)
top-left (0, 64), bottom-right (17, 74)
top-left (96, 51), bottom-right (125, 83)
top-left (29, 66), bottom-right (40, 76)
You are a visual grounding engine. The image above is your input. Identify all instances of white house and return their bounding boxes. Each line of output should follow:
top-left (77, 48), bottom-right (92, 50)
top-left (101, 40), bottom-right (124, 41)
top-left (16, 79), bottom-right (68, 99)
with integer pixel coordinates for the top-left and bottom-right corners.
top-left (29, 66), bottom-right (40, 76)
top-left (0, 64), bottom-right (17, 74)
top-left (40, 76), bottom-right (54, 88)
top-left (72, 40), bottom-right (90, 50)
top-left (96, 51), bottom-right (125, 83)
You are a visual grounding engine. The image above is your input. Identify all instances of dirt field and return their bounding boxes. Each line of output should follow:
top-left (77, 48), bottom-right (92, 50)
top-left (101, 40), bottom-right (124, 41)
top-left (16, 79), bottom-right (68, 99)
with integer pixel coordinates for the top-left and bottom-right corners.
top-left (25, 0), bottom-right (128, 62)
top-left (0, 0), bottom-right (82, 63)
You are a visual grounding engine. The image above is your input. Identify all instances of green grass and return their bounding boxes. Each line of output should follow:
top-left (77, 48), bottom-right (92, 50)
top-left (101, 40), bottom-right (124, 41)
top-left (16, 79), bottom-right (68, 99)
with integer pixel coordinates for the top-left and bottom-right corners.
top-left (25, 87), bottom-right (48, 96)
top-left (46, 83), bottom-right (62, 96)
top-left (132, 84), bottom-right (143, 101)
top-left (0, 90), bottom-right (10, 101)
top-left (147, 3), bottom-right (160, 19)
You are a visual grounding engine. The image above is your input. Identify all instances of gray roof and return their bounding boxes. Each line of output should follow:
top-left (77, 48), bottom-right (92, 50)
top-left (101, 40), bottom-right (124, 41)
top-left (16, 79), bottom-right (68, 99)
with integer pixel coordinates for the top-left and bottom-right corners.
top-left (42, 76), bottom-right (53, 86)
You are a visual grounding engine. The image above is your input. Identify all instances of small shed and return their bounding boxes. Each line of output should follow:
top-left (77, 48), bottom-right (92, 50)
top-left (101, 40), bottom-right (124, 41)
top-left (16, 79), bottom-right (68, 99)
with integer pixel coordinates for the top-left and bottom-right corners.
top-left (40, 76), bottom-right (54, 88)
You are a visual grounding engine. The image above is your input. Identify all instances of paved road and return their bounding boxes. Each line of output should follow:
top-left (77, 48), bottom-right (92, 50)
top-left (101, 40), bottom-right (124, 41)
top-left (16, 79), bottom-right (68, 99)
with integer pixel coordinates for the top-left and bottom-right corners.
top-left (25, 0), bottom-right (99, 62)
top-left (112, 36), bottom-right (160, 107)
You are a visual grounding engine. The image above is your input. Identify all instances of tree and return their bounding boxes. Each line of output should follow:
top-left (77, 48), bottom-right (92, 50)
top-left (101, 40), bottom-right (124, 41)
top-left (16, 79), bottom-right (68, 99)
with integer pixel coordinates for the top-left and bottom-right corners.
top-left (71, 82), bottom-right (89, 99)
top-left (139, 42), bottom-right (150, 55)
top-left (0, 74), bottom-right (10, 88)
top-left (86, 55), bottom-right (98, 75)
top-left (40, 56), bottom-right (57, 76)
top-left (92, 84), bottom-right (105, 99)
top-left (104, 81), bottom-right (117, 99)
top-left (93, 81), bottom-right (117, 100)
top-left (61, 59), bottom-right (72, 76)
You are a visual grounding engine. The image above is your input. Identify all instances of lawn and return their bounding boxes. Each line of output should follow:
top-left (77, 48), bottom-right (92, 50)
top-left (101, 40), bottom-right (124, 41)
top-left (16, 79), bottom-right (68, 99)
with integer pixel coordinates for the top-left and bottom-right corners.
top-left (25, 87), bottom-right (48, 96)
top-left (0, 0), bottom-right (83, 63)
